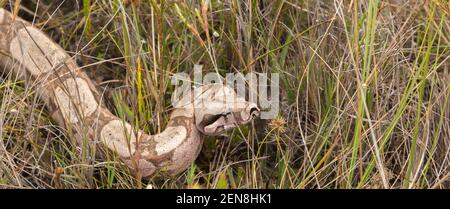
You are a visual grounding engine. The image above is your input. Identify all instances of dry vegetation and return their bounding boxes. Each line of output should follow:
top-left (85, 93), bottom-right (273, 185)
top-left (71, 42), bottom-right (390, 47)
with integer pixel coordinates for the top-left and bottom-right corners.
top-left (0, 0), bottom-right (449, 188)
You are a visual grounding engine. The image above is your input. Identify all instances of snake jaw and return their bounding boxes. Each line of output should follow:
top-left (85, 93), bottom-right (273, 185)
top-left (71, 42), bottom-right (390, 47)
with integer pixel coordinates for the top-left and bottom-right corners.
top-left (192, 84), bottom-right (260, 135)
top-left (202, 105), bottom-right (259, 135)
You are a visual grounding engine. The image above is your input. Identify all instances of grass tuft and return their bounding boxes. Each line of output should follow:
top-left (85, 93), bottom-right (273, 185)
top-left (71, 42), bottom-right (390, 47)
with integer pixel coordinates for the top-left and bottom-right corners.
top-left (0, 0), bottom-right (449, 189)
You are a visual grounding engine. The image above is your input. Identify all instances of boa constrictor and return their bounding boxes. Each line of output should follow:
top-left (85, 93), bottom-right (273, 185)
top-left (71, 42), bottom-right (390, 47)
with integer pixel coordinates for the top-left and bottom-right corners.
top-left (0, 8), bottom-right (259, 177)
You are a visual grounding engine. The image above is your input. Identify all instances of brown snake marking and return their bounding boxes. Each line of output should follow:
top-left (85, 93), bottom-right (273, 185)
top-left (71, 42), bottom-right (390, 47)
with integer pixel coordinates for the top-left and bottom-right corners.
top-left (0, 8), bottom-right (259, 177)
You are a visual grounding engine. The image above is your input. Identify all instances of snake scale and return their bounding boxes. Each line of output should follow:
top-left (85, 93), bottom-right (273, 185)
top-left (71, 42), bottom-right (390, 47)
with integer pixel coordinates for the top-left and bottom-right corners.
top-left (0, 8), bottom-right (259, 177)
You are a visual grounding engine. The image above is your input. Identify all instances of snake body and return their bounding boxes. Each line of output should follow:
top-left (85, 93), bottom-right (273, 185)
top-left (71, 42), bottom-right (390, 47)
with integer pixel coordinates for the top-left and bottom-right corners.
top-left (0, 8), bottom-right (259, 177)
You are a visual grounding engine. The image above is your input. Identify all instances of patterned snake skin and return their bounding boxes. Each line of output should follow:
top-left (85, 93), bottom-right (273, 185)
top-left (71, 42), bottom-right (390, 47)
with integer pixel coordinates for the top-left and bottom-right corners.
top-left (0, 8), bottom-right (259, 177)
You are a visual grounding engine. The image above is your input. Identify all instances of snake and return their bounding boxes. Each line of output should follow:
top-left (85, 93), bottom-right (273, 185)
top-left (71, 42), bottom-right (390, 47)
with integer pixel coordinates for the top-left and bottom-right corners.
top-left (0, 8), bottom-right (259, 177)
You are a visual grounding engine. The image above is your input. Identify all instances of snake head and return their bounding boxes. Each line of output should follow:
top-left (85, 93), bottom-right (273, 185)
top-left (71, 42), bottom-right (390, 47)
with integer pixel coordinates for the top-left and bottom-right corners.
top-left (182, 84), bottom-right (260, 135)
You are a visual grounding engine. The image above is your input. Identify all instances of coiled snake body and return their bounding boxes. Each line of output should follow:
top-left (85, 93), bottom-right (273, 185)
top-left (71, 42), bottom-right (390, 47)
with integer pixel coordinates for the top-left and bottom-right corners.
top-left (0, 9), bottom-right (259, 177)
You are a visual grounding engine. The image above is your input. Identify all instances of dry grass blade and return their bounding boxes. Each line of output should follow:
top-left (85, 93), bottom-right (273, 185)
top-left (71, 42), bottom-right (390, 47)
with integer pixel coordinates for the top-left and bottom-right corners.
top-left (0, 0), bottom-right (448, 188)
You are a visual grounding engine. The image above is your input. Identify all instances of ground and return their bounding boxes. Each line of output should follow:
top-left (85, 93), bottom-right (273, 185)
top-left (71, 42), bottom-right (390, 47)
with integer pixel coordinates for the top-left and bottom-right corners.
top-left (0, 0), bottom-right (449, 188)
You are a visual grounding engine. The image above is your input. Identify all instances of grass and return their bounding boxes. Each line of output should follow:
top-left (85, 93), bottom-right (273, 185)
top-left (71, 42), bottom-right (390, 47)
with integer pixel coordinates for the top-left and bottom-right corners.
top-left (0, 0), bottom-right (449, 189)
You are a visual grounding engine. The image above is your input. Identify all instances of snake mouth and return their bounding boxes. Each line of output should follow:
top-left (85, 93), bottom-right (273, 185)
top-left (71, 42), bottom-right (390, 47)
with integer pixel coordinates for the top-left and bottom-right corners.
top-left (202, 105), bottom-right (260, 135)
